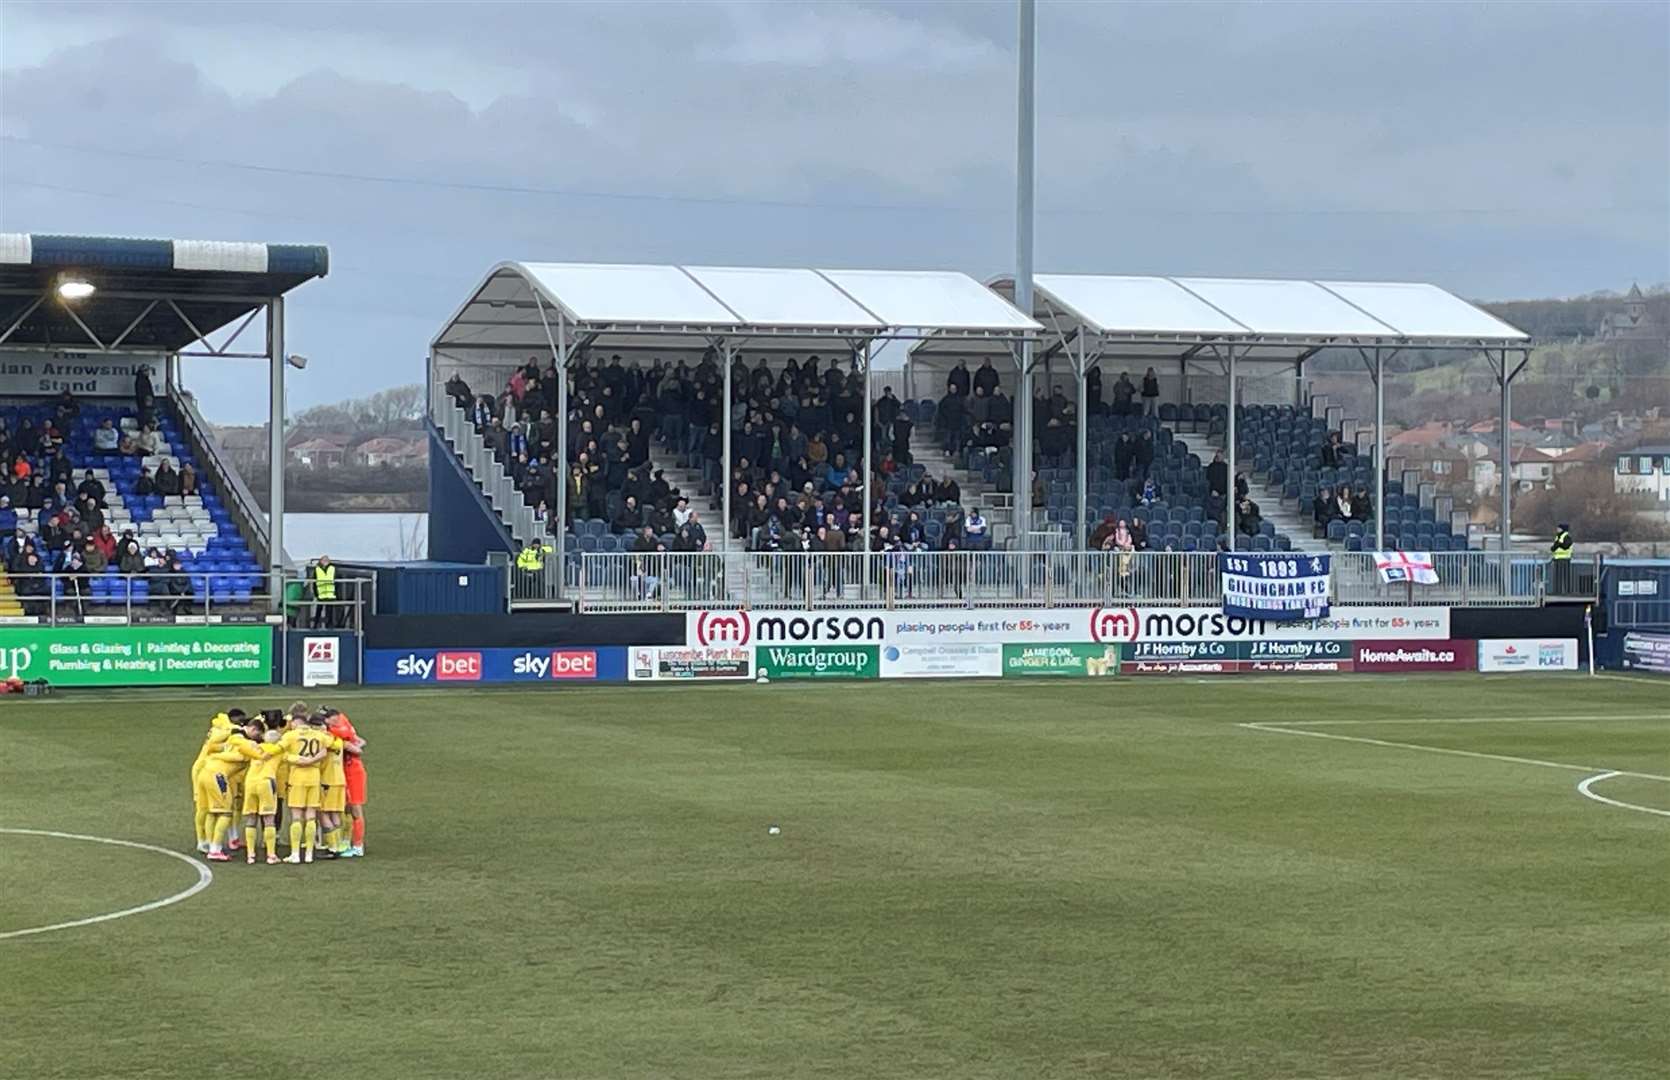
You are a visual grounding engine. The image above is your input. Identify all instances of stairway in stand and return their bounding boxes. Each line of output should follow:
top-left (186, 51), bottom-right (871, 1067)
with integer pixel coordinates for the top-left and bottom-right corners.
top-left (0, 569), bottom-right (26, 617)
top-left (1172, 431), bottom-right (1329, 554)
top-left (907, 432), bottom-right (1023, 548)
top-left (644, 440), bottom-right (710, 512)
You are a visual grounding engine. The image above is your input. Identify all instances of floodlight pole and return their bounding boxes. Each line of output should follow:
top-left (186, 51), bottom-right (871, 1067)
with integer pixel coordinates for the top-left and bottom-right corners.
top-left (1012, 0), bottom-right (1036, 552)
top-left (862, 341), bottom-right (873, 556)
top-left (1374, 347), bottom-right (1385, 552)
top-left (1225, 343), bottom-right (1237, 551)
top-left (266, 296), bottom-right (286, 607)
top-left (721, 341), bottom-right (733, 557)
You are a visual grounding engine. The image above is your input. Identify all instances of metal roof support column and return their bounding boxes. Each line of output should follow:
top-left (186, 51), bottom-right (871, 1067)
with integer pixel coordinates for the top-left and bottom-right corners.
top-left (1294, 355), bottom-right (1306, 410)
top-left (1225, 343), bottom-right (1237, 551)
top-left (266, 296), bottom-right (285, 608)
top-left (554, 309), bottom-right (569, 597)
top-left (1499, 350), bottom-right (1511, 577)
top-left (1496, 348), bottom-right (1531, 577)
top-left (1374, 347), bottom-right (1385, 552)
top-left (1075, 331), bottom-right (1089, 550)
top-left (721, 341), bottom-right (733, 558)
top-left (862, 341), bottom-right (873, 557)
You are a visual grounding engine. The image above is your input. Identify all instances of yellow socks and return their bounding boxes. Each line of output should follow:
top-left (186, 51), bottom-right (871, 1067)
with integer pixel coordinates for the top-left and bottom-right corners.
top-left (208, 816), bottom-right (229, 851)
top-left (263, 826), bottom-right (277, 860)
top-left (289, 820), bottom-right (303, 854)
top-left (194, 807), bottom-right (210, 845)
top-left (243, 826), bottom-right (256, 853)
top-left (303, 820), bottom-right (317, 855)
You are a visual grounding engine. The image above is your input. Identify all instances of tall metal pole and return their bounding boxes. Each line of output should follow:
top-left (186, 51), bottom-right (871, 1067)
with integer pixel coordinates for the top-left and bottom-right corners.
top-left (1225, 344), bottom-right (1237, 550)
top-left (862, 342), bottom-right (873, 554)
top-left (1075, 333), bottom-right (1089, 550)
top-left (1013, 0), bottom-right (1036, 552)
top-left (1374, 347), bottom-right (1385, 552)
top-left (1499, 354), bottom-right (1513, 579)
top-left (721, 342), bottom-right (733, 556)
top-left (266, 296), bottom-right (285, 606)
top-left (554, 309), bottom-right (569, 592)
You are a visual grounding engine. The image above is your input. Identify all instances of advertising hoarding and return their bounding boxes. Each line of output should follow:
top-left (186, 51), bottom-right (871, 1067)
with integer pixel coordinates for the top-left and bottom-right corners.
top-left (1619, 631), bottom-right (1670, 674)
top-left (302, 637), bottom-right (339, 688)
top-left (628, 646), bottom-right (752, 681)
top-left (686, 606), bottom-right (1449, 648)
top-left (0, 625), bottom-right (272, 686)
top-left (1477, 639), bottom-right (1578, 673)
top-left (1001, 643), bottom-right (1122, 677)
top-left (879, 642), bottom-right (1003, 679)
top-left (1352, 640), bottom-right (1477, 673)
top-left (363, 647), bottom-right (625, 684)
top-left (755, 645), bottom-right (878, 680)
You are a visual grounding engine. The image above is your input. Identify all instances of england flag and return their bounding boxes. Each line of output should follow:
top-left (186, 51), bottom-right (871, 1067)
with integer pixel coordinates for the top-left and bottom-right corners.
top-left (1374, 551), bottom-right (1439, 585)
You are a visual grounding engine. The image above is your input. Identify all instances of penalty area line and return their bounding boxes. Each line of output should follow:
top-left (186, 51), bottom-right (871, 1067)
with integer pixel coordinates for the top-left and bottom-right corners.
top-left (0, 828), bottom-right (214, 941)
top-left (1237, 722), bottom-right (1670, 783)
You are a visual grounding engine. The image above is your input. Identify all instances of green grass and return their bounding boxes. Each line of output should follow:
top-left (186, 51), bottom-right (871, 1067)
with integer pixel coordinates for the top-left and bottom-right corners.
top-left (2, 674), bottom-right (1667, 1079)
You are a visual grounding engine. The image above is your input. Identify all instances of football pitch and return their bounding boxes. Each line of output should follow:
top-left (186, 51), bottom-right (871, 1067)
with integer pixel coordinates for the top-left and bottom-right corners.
top-left (2, 674), bottom-right (1666, 1080)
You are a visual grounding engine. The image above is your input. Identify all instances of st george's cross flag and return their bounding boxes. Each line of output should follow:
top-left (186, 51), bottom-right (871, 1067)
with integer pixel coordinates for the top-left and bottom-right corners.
top-left (1374, 551), bottom-right (1439, 585)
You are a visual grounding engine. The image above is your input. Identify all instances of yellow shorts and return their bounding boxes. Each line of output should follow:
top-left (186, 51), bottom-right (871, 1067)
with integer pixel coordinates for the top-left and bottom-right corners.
top-left (287, 777), bottom-right (321, 810)
top-left (320, 783), bottom-right (346, 814)
top-left (242, 776), bottom-right (279, 817)
top-left (198, 770), bottom-right (235, 814)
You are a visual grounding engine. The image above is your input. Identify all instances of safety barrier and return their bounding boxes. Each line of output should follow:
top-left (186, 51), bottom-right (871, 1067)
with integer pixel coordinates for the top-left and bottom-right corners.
top-left (560, 550), bottom-right (1557, 612)
top-left (0, 571), bottom-right (373, 630)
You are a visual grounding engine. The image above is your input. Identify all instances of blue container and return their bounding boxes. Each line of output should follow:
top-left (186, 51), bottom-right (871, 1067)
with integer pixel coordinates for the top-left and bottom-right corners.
top-left (340, 561), bottom-right (505, 616)
top-left (1601, 559), bottom-right (1670, 629)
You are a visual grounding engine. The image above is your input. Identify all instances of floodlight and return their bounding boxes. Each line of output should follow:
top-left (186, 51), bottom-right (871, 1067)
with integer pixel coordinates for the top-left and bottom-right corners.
top-left (286, 354), bottom-right (309, 370)
top-left (57, 277), bottom-right (95, 301)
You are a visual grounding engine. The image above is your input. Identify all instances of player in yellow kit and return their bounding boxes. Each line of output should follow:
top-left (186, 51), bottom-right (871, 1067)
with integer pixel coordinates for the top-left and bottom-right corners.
top-left (240, 726), bottom-right (286, 865)
top-left (317, 709), bottom-right (350, 857)
top-left (199, 717), bottom-right (264, 862)
top-left (190, 711), bottom-right (236, 852)
top-left (279, 708), bottom-right (335, 863)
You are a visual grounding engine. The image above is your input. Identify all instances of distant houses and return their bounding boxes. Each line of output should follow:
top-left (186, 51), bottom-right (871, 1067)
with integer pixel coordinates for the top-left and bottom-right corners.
top-left (210, 425), bottom-right (427, 471)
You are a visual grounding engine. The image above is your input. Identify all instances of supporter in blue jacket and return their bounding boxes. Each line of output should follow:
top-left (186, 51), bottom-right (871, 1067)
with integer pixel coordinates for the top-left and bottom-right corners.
top-left (0, 496), bottom-right (14, 538)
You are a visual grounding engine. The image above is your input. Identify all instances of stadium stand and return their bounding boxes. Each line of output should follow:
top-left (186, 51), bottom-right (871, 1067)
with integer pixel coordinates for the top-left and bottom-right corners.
top-left (0, 394), bottom-right (263, 613)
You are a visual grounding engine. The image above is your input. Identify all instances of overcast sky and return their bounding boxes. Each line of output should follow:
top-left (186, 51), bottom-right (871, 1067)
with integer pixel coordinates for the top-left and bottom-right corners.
top-left (2, 0), bottom-right (1666, 424)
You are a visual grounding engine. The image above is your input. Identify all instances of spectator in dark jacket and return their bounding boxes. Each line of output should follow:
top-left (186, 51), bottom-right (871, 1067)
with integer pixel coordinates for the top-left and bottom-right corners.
top-left (15, 551), bottom-right (48, 614)
top-left (1207, 451), bottom-right (1229, 497)
top-left (76, 470), bottom-right (105, 507)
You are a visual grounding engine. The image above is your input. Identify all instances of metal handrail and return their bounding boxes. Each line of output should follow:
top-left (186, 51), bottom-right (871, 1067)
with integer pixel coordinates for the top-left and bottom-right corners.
top-left (430, 384), bottom-right (538, 544)
top-left (171, 389), bottom-right (278, 565)
top-left (545, 549), bottom-right (1558, 612)
top-left (0, 570), bottom-right (374, 629)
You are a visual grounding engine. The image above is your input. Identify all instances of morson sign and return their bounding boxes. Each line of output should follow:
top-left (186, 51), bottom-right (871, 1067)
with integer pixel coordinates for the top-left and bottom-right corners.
top-left (687, 606), bottom-right (1449, 648)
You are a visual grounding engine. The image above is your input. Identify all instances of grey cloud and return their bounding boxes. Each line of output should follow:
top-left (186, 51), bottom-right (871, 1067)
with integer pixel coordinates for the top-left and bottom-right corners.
top-left (1, 1), bottom-right (1665, 423)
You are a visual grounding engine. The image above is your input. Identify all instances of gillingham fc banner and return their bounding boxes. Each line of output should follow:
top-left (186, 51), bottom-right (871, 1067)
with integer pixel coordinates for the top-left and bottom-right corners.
top-left (1218, 552), bottom-right (1331, 622)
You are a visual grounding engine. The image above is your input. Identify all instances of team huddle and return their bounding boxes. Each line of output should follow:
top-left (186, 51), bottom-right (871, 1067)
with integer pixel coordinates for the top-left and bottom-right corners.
top-left (190, 703), bottom-right (368, 864)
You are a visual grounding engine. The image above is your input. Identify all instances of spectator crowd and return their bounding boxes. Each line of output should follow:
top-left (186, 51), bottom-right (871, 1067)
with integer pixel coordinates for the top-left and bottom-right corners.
top-left (449, 352), bottom-right (996, 569)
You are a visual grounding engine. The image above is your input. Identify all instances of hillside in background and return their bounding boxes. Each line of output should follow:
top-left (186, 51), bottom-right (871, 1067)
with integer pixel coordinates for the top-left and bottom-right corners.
top-left (215, 384), bottom-right (427, 512)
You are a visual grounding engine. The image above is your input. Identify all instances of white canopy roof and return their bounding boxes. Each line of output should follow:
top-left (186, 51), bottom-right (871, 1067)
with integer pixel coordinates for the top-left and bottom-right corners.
top-left (1017, 273), bottom-right (1527, 344)
top-left (432, 261), bottom-right (1038, 356)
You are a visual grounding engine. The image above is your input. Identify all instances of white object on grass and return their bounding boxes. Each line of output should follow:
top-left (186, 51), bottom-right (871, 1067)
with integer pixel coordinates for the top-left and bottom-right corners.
top-left (767, 825), bottom-right (781, 835)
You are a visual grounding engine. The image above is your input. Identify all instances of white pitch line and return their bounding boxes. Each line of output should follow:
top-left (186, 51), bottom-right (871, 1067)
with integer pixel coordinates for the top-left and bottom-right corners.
top-left (1237, 722), bottom-right (1670, 783)
top-left (1576, 772), bottom-right (1670, 819)
top-left (0, 828), bottom-right (214, 941)
top-left (1267, 713), bottom-right (1668, 727)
